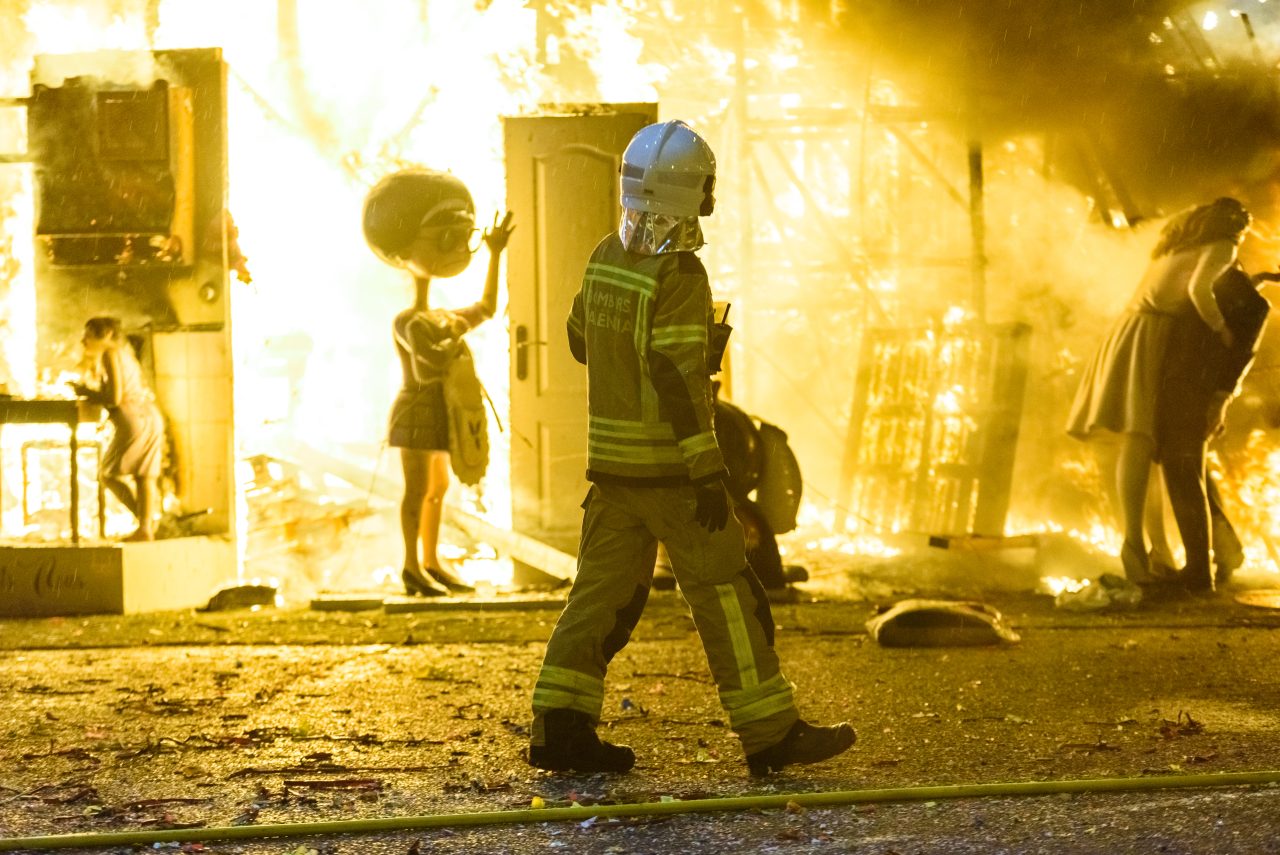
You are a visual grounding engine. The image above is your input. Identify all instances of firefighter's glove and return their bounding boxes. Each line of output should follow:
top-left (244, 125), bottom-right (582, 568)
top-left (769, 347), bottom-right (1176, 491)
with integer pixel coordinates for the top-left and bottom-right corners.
top-left (694, 480), bottom-right (730, 532)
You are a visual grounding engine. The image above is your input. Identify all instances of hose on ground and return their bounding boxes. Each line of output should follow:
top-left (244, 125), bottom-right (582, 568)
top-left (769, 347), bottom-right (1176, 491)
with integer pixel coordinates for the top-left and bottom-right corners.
top-left (3, 769), bottom-right (1279, 852)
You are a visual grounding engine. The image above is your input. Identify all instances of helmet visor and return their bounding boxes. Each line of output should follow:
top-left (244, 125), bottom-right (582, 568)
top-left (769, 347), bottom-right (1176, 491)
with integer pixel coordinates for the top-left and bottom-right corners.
top-left (619, 209), bottom-right (704, 255)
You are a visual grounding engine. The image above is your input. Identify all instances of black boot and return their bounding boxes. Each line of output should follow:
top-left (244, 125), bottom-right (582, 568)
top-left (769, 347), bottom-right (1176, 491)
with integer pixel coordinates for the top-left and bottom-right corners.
top-left (1181, 565), bottom-right (1216, 595)
top-left (746, 719), bottom-right (856, 777)
top-left (527, 709), bottom-right (635, 773)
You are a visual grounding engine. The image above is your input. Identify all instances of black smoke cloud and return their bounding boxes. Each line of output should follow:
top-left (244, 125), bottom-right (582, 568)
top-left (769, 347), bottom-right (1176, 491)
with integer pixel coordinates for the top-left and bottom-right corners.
top-left (837, 1), bottom-right (1280, 216)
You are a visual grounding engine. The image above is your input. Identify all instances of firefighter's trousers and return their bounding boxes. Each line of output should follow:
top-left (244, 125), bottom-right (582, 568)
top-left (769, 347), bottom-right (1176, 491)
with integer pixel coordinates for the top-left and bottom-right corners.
top-left (532, 482), bottom-right (798, 755)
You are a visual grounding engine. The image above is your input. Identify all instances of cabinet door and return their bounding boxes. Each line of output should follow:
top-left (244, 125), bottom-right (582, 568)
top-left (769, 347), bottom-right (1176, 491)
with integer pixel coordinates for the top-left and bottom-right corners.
top-left (503, 106), bottom-right (656, 552)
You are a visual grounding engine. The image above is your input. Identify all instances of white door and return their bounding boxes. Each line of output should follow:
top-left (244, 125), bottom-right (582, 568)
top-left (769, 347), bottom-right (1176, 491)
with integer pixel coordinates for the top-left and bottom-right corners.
top-left (504, 106), bottom-right (657, 553)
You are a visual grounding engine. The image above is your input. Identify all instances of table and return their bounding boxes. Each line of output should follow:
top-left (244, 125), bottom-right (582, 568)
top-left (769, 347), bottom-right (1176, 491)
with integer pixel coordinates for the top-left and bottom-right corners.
top-left (0, 398), bottom-right (86, 544)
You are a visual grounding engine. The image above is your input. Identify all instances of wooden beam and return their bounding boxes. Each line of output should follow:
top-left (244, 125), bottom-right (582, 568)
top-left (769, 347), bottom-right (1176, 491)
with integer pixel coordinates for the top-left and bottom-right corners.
top-left (927, 534), bottom-right (1039, 551)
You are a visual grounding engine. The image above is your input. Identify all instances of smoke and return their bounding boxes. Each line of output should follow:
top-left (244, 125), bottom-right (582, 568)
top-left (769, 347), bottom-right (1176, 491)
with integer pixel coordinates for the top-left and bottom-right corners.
top-left (831, 1), bottom-right (1280, 534)
top-left (838, 1), bottom-right (1280, 216)
top-left (542, 0), bottom-right (1280, 542)
top-left (838, 1), bottom-right (1193, 133)
top-left (3, 0), bottom-right (1278, 561)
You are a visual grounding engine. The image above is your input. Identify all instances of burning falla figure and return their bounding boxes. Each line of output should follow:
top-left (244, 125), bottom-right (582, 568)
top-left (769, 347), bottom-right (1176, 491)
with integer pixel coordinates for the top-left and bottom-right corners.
top-left (362, 169), bottom-right (514, 598)
top-left (527, 120), bottom-right (855, 776)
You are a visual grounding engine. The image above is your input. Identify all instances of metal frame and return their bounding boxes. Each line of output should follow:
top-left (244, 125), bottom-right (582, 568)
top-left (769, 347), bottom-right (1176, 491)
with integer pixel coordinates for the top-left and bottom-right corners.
top-left (20, 438), bottom-right (107, 539)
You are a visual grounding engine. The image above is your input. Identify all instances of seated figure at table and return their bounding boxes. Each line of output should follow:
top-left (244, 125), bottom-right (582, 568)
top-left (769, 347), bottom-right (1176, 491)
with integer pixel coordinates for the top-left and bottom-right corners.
top-left (72, 317), bottom-right (165, 541)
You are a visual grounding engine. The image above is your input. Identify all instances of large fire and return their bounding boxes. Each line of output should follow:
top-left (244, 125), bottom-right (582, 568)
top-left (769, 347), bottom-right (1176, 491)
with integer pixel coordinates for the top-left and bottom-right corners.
top-left (2, 1), bottom-right (1279, 600)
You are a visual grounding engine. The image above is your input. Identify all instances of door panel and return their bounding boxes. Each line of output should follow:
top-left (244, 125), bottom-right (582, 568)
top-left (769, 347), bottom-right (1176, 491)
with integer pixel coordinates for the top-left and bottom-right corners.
top-left (504, 106), bottom-right (657, 553)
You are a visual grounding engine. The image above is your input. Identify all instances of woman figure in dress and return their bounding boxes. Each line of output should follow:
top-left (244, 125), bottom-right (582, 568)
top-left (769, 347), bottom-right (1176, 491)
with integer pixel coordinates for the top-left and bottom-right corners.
top-left (73, 317), bottom-right (166, 542)
top-left (1067, 197), bottom-right (1251, 583)
top-left (362, 168), bottom-right (514, 597)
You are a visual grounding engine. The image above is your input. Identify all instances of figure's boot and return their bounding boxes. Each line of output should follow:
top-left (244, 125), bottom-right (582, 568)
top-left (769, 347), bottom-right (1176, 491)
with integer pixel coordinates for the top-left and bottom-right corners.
top-left (746, 719), bottom-right (856, 777)
top-left (1181, 563), bottom-right (1216, 595)
top-left (527, 709), bottom-right (635, 773)
top-left (425, 564), bottom-right (475, 594)
top-left (1120, 540), bottom-right (1152, 585)
top-left (402, 569), bottom-right (449, 597)
top-left (1212, 518), bottom-right (1245, 586)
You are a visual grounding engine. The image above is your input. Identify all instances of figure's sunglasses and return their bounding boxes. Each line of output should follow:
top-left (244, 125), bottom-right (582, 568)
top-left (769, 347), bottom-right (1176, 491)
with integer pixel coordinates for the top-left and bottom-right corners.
top-left (421, 215), bottom-right (481, 254)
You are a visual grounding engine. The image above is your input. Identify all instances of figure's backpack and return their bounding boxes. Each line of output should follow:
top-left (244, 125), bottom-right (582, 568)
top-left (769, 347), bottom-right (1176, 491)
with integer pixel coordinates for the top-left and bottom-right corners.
top-left (713, 398), bottom-right (763, 499)
top-left (754, 421), bottom-right (803, 535)
top-left (443, 342), bottom-right (489, 485)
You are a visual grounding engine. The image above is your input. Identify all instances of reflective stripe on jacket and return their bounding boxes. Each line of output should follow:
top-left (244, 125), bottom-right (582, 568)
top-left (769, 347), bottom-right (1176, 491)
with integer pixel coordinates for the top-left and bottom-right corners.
top-left (567, 233), bottom-right (727, 486)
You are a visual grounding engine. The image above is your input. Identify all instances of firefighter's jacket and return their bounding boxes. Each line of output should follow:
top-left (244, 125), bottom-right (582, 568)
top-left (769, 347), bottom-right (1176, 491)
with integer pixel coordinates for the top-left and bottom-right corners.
top-left (567, 233), bottom-right (728, 487)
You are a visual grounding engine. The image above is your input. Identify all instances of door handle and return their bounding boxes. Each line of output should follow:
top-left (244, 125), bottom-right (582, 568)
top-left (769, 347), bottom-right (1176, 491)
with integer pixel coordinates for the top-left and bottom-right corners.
top-left (514, 325), bottom-right (547, 380)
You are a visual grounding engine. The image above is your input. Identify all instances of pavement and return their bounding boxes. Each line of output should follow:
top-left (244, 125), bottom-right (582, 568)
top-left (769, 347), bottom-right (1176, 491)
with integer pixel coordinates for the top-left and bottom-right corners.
top-left (2, 537), bottom-right (1280, 854)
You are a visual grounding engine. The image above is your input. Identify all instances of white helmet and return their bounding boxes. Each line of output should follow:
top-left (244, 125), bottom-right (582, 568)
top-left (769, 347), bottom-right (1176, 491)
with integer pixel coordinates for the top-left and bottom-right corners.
top-left (620, 120), bottom-right (716, 218)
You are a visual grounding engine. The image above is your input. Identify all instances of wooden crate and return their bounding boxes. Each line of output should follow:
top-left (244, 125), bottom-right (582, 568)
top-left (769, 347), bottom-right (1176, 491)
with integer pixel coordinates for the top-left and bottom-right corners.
top-left (837, 322), bottom-right (1031, 537)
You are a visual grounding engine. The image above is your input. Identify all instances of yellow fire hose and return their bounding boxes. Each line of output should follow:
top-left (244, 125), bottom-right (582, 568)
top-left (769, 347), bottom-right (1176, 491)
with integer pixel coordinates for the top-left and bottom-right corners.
top-left (3, 770), bottom-right (1279, 851)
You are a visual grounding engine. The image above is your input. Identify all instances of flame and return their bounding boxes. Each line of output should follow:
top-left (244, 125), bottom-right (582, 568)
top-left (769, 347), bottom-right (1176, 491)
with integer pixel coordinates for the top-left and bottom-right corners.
top-left (1, 1), bottom-right (553, 591)
top-left (0, 420), bottom-right (139, 541)
top-left (565, 2), bottom-right (662, 101)
top-left (12, 3), bottom-right (1238, 595)
top-left (200, 0), bottom-right (539, 592)
top-left (1214, 434), bottom-right (1280, 575)
top-left (1040, 575), bottom-right (1090, 597)
top-left (0, 168), bottom-right (34, 397)
top-left (795, 500), bottom-right (902, 558)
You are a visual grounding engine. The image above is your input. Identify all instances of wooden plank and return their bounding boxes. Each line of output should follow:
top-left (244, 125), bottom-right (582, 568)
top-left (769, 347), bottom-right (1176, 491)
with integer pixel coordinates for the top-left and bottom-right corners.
top-left (927, 534), bottom-right (1039, 551)
top-left (445, 505), bottom-right (576, 582)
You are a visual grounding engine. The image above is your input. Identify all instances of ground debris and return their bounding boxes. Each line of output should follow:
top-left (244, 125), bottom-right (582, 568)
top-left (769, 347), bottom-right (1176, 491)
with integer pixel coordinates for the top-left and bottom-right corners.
top-left (229, 761), bottom-right (445, 778)
top-left (230, 805), bottom-right (260, 826)
top-left (500, 718), bottom-right (530, 737)
top-left (1057, 740), bottom-right (1123, 754)
top-left (444, 777), bottom-right (512, 794)
top-left (629, 671), bottom-right (713, 684)
top-left (114, 733), bottom-right (262, 758)
top-left (867, 599), bottom-right (1021, 645)
top-left (21, 746), bottom-right (100, 766)
top-left (52, 797), bottom-right (210, 830)
top-left (283, 778), bottom-right (383, 792)
top-left (18, 782), bottom-right (99, 805)
top-left (17, 684), bottom-right (93, 696)
top-left (1158, 711), bottom-right (1205, 739)
top-left (112, 684), bottom-right (222, 717)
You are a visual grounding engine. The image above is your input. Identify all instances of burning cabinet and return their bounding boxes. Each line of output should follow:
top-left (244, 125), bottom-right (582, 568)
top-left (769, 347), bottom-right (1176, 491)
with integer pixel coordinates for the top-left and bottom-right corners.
top-left (29, 78), bottom-right (194, 267)
top-left (0, 49), bottom-right (237, 616)
top-left (838, 322), bottom-right (1031, 537)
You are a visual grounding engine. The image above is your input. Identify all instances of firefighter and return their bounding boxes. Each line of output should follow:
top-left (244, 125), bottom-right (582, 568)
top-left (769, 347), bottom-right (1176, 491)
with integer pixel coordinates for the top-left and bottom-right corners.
top-left (527, 120), bottom-right (854, 776)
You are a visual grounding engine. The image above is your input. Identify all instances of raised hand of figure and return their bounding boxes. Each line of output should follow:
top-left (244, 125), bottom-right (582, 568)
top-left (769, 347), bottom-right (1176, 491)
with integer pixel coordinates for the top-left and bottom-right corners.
top-left (1251, 269), bottom-right (1280, 285)
top-left (482, 211), bottom-right (516, 254)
